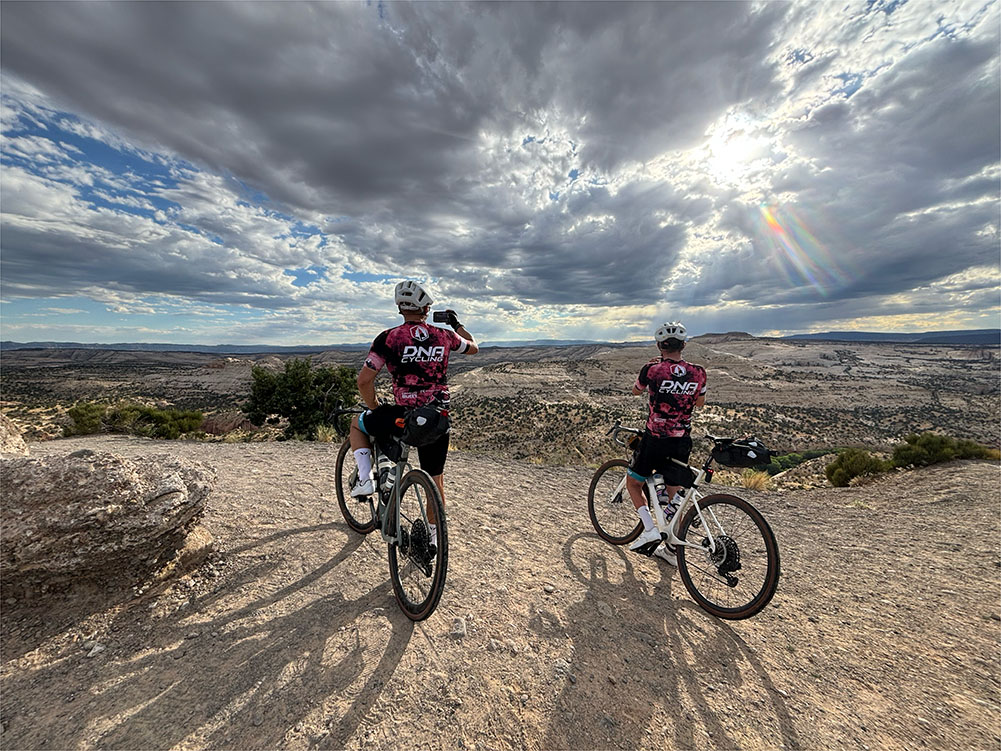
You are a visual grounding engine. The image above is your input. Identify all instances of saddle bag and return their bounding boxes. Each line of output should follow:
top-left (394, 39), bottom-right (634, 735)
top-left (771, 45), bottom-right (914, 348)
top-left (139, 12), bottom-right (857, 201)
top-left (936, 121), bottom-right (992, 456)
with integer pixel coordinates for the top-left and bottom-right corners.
top-left (710, 437), bottom-right (774, 468)
top-left (401, 406), bottom-right (451, 447)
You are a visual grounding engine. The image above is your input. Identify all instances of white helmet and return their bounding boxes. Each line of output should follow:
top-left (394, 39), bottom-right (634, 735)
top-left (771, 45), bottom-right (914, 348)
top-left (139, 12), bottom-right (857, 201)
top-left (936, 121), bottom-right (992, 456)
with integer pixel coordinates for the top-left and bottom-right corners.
top-left (394, 280), bottom-right (433, 311)
top-left (655, 321), bottom-right (687, 344)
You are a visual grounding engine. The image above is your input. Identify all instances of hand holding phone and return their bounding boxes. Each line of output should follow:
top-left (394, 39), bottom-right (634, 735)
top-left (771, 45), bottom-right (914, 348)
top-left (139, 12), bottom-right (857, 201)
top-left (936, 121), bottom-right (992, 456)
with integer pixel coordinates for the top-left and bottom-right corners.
top-left (432, 309), bottom-right (461, 329)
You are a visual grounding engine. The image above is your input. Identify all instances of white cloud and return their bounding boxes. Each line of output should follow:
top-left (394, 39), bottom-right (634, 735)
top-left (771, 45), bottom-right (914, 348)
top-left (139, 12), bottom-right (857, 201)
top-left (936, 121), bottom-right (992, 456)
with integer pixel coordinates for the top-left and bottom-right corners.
top-left (0, 0), bottom-right (997, 343)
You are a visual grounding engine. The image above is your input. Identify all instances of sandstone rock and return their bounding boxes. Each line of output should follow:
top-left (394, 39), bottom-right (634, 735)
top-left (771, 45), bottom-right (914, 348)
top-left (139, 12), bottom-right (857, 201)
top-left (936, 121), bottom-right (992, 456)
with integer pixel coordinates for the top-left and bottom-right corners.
top-left (1, 451), bottom-right (216, 596)
top-left (0, 414), bottom-right (29, 456)
top-left (200, 412), bottom-right (255, 436)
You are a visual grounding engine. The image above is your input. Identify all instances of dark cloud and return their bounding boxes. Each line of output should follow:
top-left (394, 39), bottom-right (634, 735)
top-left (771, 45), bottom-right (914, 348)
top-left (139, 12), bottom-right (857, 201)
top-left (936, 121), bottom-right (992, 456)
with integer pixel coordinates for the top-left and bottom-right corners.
top-left (0, 0), bottom-right (997, 338)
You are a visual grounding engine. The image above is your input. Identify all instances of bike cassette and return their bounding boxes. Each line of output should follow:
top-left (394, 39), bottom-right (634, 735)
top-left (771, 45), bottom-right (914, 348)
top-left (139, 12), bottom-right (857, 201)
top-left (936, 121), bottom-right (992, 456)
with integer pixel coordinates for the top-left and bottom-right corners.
top-left (408, 520), bottom-right (434, 577)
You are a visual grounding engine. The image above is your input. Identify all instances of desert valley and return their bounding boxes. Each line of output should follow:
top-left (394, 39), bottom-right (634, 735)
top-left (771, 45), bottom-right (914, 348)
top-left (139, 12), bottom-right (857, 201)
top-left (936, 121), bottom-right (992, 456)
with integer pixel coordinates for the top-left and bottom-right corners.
top-left (1, 334), bottom-right (999, 751)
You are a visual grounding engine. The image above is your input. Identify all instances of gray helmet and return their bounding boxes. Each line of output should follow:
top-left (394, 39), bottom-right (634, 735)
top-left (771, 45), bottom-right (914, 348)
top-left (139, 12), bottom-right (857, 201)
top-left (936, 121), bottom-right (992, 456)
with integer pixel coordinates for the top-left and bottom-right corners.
top-left (655, 321), bottom-right (687, 344)
top-left (395, 280), bottom-right (433, 311)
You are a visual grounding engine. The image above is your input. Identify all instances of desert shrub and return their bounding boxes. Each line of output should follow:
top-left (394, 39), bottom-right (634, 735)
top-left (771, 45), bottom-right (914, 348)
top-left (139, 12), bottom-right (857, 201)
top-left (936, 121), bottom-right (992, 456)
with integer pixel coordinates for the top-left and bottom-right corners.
top-left (242, 358), bottom-right (357, 440)
top-left (825, 449), bottom-right (890, 487)
top-left (762, 448), bottom-right (837, 475)
top-left (65, 402), bottom-right (107, 436)
top-left (65, 402), bottom-right (202, 439)
top-left (741, 469), bottom-right (771, 491)
top-left (892, 432), bottom-right (999, 467)
top-left (106, 404), bottom-right (204, 439)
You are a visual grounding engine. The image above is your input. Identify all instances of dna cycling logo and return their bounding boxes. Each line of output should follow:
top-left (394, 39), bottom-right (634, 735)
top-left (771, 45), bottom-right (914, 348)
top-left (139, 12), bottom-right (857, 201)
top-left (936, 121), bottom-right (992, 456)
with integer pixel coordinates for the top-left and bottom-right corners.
top-left (411, 325), bottom-right (430, 342)
top-left (658, 379), bottom-right (699, 395)
top-left (670, 363), bottom-right (687, 377)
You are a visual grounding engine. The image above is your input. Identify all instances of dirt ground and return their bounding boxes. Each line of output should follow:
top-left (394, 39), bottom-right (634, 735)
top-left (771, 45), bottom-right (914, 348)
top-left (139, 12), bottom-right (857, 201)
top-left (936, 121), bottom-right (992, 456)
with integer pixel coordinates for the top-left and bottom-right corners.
top-left (2, 435), bottom-right (999, 751)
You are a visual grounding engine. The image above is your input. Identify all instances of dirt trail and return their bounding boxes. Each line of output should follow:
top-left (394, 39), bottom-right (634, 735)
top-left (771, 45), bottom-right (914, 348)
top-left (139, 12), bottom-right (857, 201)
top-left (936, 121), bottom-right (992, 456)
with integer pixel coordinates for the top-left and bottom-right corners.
top-left (2, 436), bottom-right (999, 750)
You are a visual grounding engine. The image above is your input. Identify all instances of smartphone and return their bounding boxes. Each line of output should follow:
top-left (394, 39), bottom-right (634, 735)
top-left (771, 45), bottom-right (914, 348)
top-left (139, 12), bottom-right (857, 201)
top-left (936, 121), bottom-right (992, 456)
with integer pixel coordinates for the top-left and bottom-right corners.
top-left (432, 311), bottom-right (449, 323)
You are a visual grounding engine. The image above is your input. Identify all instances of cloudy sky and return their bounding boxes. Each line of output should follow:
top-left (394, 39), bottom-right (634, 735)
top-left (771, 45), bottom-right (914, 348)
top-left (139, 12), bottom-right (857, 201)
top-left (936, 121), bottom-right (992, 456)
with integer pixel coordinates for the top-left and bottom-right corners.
top-left (1, 1), bottom-right (998, 346)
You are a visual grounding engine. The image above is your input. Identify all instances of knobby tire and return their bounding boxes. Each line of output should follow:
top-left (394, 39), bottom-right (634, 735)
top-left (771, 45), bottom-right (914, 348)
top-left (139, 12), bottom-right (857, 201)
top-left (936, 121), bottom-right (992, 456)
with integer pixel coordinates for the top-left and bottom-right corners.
top-left (676, 493), bottom-right (780, 620)
top-left (387, 469), bottom-right (449, 621)
top-left (335, 438), bottom-right (377, 534)
top-left (588, 458), bottom-right (643, 545)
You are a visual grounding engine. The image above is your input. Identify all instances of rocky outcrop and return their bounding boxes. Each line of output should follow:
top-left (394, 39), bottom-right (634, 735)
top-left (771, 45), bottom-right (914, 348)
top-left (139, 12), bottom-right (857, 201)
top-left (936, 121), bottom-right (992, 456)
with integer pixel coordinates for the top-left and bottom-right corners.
top-left (1, 450), bottom-right (215, 597)
top-left (200, 411), bottom-right (255, 435)
top-left (0, 413), bottom-right (29, 456)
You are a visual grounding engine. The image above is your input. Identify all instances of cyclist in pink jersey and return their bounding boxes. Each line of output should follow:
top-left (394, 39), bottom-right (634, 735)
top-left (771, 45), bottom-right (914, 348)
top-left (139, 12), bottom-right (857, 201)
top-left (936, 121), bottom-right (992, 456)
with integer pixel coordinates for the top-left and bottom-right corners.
top-left (348, 281), bottom-right (478, 508)
top-left (625, 321), bottom-right (707, 565)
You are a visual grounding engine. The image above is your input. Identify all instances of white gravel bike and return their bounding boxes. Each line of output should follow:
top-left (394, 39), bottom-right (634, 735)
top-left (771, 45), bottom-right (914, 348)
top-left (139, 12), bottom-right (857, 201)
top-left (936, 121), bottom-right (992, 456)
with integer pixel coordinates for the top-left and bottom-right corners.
top-left (588, 421), bottom-right (780, 620)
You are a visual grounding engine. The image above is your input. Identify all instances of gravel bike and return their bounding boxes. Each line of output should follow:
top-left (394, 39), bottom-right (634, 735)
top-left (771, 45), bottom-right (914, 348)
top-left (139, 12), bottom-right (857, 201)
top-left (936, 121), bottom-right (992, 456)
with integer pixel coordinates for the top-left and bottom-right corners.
top-left (587, 421), bottom-right (780, 619)
top-left (332, 408), bottom-right (448, 621)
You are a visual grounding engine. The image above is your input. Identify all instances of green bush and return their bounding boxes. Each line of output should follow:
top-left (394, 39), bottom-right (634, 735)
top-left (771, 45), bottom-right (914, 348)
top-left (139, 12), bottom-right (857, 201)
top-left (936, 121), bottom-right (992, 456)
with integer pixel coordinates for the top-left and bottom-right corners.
top-left (242, 358), bottom-right (357, 440)
top-left (762, 448), bottom-right (838, 475)
top-left (892, 432), bottom-right (999, 467)
top-left (825, 448), bottom-right (890, 487)
top-left (65, 402), bottom-right (203, 439)
top-left (65, 402), bottom-right (107, 436)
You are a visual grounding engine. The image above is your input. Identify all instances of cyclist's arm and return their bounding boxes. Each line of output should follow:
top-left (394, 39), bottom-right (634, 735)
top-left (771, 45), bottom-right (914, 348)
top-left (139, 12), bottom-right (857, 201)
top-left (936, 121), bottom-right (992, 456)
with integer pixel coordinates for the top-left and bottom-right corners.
top-left (632, 362), bottom-right (652, 396)
top-left (695, 394), bottom-right (706, 408)
top-left (455, 325), bottom-right (479, 354)
top-left (357, 365), bottom-right (380, 410)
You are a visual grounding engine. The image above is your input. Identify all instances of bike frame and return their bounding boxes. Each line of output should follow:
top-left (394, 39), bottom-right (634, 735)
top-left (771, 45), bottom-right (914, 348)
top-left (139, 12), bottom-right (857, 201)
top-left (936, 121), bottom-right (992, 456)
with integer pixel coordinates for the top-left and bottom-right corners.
top-left (368, 440), bottom-right (433, 546)
top-left (608, 425), bottom-right (723, 555)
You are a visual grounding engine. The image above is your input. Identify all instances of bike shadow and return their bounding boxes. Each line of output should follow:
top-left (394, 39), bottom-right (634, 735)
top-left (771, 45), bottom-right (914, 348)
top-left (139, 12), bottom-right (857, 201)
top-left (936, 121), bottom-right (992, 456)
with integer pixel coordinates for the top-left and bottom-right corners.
top-left (0, 527), bottom-right (414, 751)
top-left (540, 531), bottom-right (801, 750)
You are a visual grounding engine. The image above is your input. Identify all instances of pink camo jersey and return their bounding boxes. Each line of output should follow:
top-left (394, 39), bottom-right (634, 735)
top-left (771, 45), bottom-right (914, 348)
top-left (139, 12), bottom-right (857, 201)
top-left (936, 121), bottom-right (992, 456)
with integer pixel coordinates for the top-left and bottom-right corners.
top-left (634, 357), bottom-right (707, 438)
top-left (363, 323), bottom-right (472, 407)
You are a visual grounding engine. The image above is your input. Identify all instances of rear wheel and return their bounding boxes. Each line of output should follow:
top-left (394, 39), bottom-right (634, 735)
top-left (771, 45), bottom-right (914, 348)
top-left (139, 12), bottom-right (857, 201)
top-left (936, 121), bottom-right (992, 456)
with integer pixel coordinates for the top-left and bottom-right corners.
top-left (387, 469), bottom-right (448, 621)
top-left (335, 438), bottom-right (377, 534)
top-left (587, 459), bottom-right (643, 545)
top-left (676, 494), bottom-right (779, 620)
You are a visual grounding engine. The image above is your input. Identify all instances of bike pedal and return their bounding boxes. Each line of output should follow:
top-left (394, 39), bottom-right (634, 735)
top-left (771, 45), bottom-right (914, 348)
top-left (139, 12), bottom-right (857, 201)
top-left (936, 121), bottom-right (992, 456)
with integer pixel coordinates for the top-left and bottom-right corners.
top-left (634, 541), bottom-right (661, 556)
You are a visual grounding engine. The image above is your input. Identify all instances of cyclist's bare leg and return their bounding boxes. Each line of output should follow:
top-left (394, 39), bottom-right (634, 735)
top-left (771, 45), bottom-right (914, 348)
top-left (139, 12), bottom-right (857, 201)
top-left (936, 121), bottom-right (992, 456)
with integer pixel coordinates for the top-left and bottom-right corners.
top-left (349, 415), bottom-right (372, 451)
top-left (426, 474), bottom-right (445, 526)
top-left (626, 474), bottom-right (647, 509)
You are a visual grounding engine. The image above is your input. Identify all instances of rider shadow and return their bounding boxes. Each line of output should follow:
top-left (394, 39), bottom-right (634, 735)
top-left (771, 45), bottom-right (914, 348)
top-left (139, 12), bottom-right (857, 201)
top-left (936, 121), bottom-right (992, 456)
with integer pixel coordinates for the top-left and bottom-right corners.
top-left (542, 532), bottom-right (798, 750)
top-left (664, 600), bottom-right (802, 751)
top-left (4, 531), bottom-right (413, 751)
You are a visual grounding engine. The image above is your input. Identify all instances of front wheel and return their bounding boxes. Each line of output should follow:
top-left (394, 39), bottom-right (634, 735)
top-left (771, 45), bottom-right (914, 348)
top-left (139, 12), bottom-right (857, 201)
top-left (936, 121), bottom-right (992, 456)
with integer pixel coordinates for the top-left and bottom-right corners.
top-left (387, 469), bottom-right (448, 621)
top-left (588, 459), bottom-right (643, 544)
top-left (676, 494), bottom-right (780, 620)
top-left (335, 438), bottom-right (377, 534)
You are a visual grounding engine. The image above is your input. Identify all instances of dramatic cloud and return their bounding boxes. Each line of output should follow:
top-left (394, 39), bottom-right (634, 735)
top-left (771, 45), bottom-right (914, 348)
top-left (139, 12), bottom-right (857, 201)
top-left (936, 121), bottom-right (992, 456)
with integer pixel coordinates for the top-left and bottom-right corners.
top-left (1, 0), bottom-right (997, 344)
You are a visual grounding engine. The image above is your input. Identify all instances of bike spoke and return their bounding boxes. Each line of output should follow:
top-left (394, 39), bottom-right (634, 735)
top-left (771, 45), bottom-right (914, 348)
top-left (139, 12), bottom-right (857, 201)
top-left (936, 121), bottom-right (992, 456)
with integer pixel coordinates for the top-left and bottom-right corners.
top-left (678, 494), bottom-right (779, 619)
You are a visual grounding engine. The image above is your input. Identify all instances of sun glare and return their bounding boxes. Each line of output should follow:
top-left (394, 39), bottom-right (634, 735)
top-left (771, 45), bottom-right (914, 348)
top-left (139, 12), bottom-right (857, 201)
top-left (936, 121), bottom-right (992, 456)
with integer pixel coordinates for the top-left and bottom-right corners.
top-left (704, 112), bottom-right (770, 187)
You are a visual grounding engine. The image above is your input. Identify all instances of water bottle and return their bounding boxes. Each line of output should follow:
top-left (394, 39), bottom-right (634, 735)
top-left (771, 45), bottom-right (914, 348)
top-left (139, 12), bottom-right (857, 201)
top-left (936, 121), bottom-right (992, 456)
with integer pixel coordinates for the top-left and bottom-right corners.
top-left (377, 453), bottom-right (396, 492)
top-left (654, 475), bottom-right (679, 521)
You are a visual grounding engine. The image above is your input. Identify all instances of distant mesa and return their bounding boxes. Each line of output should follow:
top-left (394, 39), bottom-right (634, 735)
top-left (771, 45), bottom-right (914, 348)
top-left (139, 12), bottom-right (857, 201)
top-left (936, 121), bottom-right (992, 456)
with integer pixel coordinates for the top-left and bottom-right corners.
top-left (694, 332), bottom-right (755, 343)
top-left (780, 329), bottom-right (1000, 345)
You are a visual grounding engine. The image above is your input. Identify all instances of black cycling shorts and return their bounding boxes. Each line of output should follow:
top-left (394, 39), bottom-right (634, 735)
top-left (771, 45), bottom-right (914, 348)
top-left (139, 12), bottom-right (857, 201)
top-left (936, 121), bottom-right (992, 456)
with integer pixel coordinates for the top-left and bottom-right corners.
top-left (359, 404), bottom-right (450, 477)
top-left (630, 433), bottom-right (694, 487)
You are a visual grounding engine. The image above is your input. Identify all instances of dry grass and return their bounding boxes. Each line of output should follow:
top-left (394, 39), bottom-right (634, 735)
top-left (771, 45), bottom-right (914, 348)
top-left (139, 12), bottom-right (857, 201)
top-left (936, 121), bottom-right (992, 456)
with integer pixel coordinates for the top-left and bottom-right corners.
top-left (314, 424), bottom-right (338, 443)
top-left (741, 469), bottom-right (771, 491)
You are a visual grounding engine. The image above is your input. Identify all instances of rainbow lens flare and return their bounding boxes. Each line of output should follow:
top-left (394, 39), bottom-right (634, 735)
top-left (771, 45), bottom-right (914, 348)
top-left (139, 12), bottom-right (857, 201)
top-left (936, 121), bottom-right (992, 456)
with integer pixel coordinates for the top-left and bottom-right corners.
top-left (756, 204), bottom-right (851, 296)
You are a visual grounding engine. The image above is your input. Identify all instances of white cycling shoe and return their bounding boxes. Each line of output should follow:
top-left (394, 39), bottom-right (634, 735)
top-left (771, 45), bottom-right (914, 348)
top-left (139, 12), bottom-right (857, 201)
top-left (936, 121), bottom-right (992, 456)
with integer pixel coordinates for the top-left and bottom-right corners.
top-left (350, 478), bottom-right (374, 498)
top-left (628, 527), bottom-right (662, 554)
top-left (653, 543), bottom-right (677, 567)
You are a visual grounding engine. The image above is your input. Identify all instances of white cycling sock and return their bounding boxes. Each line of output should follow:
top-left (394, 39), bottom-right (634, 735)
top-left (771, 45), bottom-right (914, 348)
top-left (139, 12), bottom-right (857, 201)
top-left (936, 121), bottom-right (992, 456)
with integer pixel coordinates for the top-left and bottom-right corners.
top-left (637, 505), bottom-right (655, 532)
top-left (353, 448), bottom-right (373, 481)
top-left (429, 523), bottom-right (437, 542)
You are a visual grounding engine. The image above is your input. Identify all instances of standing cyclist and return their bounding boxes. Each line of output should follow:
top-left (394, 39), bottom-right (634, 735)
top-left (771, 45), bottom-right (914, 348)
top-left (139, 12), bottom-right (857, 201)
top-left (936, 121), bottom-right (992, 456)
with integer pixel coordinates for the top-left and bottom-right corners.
top-left (626, 321), bottom-right (706, 566)
top-left (348, 281), bottom-right (478, 520)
